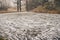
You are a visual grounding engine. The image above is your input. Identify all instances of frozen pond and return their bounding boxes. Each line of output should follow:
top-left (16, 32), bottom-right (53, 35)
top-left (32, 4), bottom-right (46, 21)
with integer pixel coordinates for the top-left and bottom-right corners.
top-left (0, 12), bottom-right (60, 40)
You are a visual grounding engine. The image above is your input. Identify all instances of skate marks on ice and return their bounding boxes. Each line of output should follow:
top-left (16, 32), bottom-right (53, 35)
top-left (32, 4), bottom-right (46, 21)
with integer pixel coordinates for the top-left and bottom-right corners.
top-left (0, 13), bottom-right (60, 40)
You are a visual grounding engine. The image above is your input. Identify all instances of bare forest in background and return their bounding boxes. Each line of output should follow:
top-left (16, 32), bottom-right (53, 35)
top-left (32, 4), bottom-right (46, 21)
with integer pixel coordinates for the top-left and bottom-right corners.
top-left (0, 0), bottom-right (60, 13)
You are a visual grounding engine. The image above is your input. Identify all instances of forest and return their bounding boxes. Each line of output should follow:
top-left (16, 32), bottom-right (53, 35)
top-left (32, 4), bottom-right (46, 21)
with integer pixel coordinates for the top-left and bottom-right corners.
top-left (0, 0), bottom-right (60, 13)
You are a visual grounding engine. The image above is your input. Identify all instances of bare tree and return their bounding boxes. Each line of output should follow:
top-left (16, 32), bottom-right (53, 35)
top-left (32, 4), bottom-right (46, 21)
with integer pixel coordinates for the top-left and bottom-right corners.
top-left (17, 0), bottom-right (21, 12)
top-left (0, 0), bottom-right (10, 10)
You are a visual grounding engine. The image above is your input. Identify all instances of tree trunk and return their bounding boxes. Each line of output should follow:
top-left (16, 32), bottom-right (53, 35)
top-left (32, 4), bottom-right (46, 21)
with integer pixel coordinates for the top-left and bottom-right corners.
top-left (17, 0), bottom-right (21, 12)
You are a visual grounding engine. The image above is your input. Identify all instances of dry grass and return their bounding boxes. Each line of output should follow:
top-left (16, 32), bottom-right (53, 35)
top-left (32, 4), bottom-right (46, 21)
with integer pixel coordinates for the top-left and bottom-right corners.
top-left (32, 6), bottom-right (60, 14)
top-left (0, 8), bottom-right (17, 13)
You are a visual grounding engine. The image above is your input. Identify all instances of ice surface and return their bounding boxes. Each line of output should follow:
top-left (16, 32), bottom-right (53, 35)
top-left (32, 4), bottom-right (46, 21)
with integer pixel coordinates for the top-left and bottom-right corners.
top-left (0, 12), bottom-right (60, 40)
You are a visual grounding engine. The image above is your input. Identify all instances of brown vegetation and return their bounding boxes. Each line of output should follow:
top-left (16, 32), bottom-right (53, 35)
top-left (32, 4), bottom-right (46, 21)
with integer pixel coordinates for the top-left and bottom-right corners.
top-left (32, 6), bottom-right (60, 14)
top-left (0, 8), bottom-right (17, 13)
